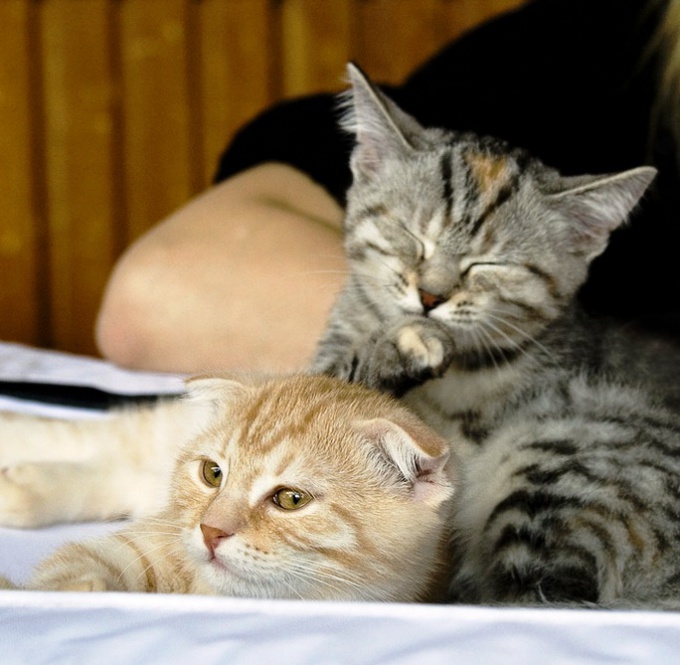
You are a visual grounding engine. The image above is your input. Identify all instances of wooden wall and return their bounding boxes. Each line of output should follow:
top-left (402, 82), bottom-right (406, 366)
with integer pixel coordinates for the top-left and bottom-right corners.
top-left (0, 0), bottom-right (524, 357)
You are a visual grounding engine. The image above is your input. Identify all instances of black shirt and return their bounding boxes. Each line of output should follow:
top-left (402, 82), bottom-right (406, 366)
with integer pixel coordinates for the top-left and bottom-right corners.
top-left (214, 0), bottom-right (678, 322)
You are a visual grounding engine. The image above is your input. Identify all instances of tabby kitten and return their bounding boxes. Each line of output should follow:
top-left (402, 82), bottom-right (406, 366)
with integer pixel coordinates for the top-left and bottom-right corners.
top-left (313, 65), bottom-right (680, 607)
top-left (22, 374), bottom-right (456, 602)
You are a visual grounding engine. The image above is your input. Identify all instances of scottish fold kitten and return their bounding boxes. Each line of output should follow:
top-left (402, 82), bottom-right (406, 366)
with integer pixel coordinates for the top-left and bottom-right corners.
top-left (8, 374), bottom-right (456, 601)
top-left (313, 65), bottom-right (680, 607)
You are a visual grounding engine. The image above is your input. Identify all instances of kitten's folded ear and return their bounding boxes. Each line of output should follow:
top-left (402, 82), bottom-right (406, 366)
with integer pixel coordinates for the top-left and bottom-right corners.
top-left (549, 166), bottom-right (657, 260)
top-left (341, 62), bottom-right (425, 176)
top-left (183, 374), bottom-right (251, 417)
top-left (356, 416), bottom-right (456, 508)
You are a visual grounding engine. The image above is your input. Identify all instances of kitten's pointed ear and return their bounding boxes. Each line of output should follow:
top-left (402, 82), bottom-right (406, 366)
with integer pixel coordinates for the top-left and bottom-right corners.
top-left (550, 166), bottom-right (656, 260)
top-left (357, 417), bottom-right (456, 507)
top-left (342, 62), bottom-right (424, 176)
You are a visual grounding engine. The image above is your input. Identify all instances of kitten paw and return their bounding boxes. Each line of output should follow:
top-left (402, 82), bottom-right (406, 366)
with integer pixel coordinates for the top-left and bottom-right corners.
top-left (0, 464), bottom-right (48, 528)
top-left (355, 319), bottom-right (454, 395)
top-left (31, 571), bottom-right (113, 592)
top-left (55, 576), bottom-right (111, 592)
top-left (396, 325), bottom-right (446, 369)
top-left (0, 462), bottom-right (83, 528)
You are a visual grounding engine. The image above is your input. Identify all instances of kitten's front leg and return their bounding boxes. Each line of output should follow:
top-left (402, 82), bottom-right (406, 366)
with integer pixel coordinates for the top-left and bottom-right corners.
top-left (354, 317), bottom-right (456, 396)
top-left (29, 538), bottom-right (133, 592)
top-left (311, 313), bottom-right (377, 380)
top-left (0, 461), bottom-right (170, 528)
top-left (29, 527), bottom-right (177, 593)
top-left (0, 400), bottom-right (199, 527)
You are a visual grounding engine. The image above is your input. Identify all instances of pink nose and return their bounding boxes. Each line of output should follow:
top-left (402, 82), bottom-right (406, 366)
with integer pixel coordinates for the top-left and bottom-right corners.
top-left (200, 524), bottom-right (231, 557)
top-left (418, 288), bottom-right (446, 312)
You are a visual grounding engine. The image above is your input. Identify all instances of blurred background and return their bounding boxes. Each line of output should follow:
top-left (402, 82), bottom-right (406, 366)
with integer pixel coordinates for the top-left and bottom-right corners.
top-left (0, 0), bottom-right (524, 357)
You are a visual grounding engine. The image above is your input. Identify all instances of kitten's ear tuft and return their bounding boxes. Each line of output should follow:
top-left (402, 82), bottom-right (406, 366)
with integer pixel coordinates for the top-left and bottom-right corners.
top-left (357, 417), bottom-right (455, 507)
top-left (184, 374), bottom-right (250, 414)
top-left (340, 62), bottom-right (424, 176)
top-left (550, 166), bottom-right (656, 260)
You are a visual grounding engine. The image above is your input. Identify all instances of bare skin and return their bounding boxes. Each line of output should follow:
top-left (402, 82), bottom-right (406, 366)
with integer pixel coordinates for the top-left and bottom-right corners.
top-left (96, 163), bottom-right (346, 373)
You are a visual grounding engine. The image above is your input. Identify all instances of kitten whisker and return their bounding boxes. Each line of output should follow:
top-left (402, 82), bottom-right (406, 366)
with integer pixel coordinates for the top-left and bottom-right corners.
top-left (282, 559), bottom-right (370, 598)
top-left (275, 572), bottom-right (307, 601)
top-left (119, 538), bottom-right (177, 588)
top-left (471, 325), bottom-right (506, 378)
top-left (355, 254), bottom-right (402, 280)
top-left (310, 567), bottom-right (375, 596)
top-left (120, 520), bottom-right (184, 539)
top-left (118, 533), bottom-right (172, 584)
top-left (477, 317), bottom-right (537, 365)
top-left (304, 270), bottom-right (351, 277)
top-left (308, 252), bottom-right (349, 262)
top-left (138, 515), bottom-right (186, 529)
top-left (483, 310), bottom-right (557, 363)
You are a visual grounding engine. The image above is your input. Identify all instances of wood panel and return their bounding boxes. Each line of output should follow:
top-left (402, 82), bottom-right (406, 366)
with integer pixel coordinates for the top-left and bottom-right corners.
top-left (439, 0), bottom-right (523, 39)
top-left (0, 1), bottom-right (42, 346)
top-left (196, 0), bottom-right (274, 186)
top-left (280, 0), bottom-right (353, 96)
top-left (39, 0), bottom-right (119, 355)
top-left (117, 0), bottom-right (196, 242)
top-left (355, 0), bottom-right (525, 84)
top-left (355, 0), bottom-right (454, 85)
top-left (0, 0), bottom-right (526, 356)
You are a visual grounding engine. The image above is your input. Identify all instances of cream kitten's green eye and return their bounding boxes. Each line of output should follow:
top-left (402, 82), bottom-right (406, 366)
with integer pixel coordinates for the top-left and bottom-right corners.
top-left (200, 459), bottom-right (222, 488)
top-left (272, 488), bottom-right (312, 511)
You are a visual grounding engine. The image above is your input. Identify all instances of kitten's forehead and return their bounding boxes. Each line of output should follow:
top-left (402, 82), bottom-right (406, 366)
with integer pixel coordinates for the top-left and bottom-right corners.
top-left (347, 133), bottom-right (538, 255)
top-left (210, 376), bottom-right (356, 446)
top-left (461, 147), bottom-right (515, 195)
top-left (202, 374), bottom-right (409, 448)
top-left (246, 440), bottom-right (324, 501)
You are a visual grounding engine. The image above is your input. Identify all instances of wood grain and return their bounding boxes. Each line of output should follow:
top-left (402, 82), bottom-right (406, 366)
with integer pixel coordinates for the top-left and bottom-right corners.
top-left (0, 0), bottom-right (42, 346)
top-left (39, 0), bottom-right (119, 354)
top-left (0, 0), bottom-right (526, 356)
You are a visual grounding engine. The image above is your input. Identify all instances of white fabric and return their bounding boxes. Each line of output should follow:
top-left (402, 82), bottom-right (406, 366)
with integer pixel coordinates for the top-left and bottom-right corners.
top-left (2, 592), bottom-right (680, 665)
top-left (0, 342), bottom-right (678, 664)
top-left (0, 342), bottom-right (184, 419)
top-left (0, 342), bottom-right (185, 394)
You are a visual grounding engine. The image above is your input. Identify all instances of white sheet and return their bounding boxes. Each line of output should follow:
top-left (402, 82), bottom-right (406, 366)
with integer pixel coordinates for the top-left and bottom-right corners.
top-left (3, 592), bottom-right (680, 665)
top-left (1, 342), bottom-right (679, 665)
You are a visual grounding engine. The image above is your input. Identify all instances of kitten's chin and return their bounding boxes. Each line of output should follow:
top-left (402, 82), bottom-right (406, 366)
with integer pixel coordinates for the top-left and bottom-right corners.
top-left (196, 555), bottom-right (300, 599)
top-left (196, 561), bottom-right (266, 598)
top-left (196, 557), bottom-right (362, 601)
top-left (196, 557), bottom-right (416, 601)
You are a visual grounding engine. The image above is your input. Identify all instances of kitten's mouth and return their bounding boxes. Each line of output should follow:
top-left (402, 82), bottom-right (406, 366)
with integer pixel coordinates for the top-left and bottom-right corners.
top-left (207, 552), bottom-right (229, 571)
top-left (206, 552), bottom-right (253, 582)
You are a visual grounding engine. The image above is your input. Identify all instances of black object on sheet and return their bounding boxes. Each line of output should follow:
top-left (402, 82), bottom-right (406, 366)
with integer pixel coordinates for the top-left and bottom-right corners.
top-left (0, 380), bottom-right (181, 411)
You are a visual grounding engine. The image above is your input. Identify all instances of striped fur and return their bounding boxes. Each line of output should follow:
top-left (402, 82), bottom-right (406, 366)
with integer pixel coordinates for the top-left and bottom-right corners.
top-left (313, 65), bottom-right (680, 607)
top-left (28, 375), bottom-right (457, 602)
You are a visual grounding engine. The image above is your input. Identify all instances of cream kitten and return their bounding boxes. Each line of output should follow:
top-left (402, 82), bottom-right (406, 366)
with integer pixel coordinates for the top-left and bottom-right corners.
top-left (11, 375), bottom-right (456, 602)
top-left (0, 398), bottom-right (202, 527)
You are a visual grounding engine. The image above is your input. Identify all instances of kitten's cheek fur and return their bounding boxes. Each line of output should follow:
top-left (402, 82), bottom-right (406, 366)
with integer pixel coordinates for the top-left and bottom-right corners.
top-left (186, 530), bottom-right (236, 593)
top-left (187, 528), bottom-right (219, 569)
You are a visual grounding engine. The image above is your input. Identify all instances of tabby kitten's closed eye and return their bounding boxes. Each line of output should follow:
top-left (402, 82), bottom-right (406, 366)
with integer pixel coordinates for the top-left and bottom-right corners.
top-left (313, 64), bottom-right (658, 404)
top-left (27, 375), bottom-right (457, 602)
top-left (313, 65), bottom-right (680, 608)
